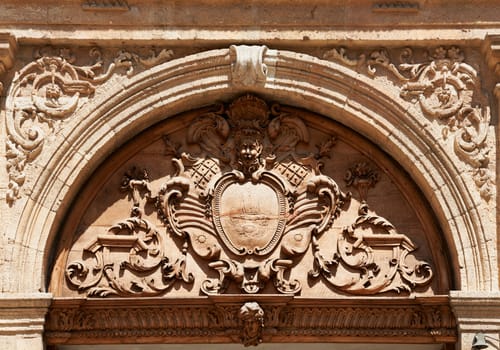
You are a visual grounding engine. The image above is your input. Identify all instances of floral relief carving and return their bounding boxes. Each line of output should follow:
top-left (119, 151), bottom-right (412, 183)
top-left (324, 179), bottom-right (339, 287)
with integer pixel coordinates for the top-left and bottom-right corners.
top-left (324, 46), bottom-right (493, 200)
top-left (64, 95), bottom-right (434, 298)
top-left (5, 46), bottom-right (174, 204)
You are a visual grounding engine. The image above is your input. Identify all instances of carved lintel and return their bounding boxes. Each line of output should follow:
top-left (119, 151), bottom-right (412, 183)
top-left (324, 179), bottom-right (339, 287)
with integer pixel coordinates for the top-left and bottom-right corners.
top-left (230, 45), bottom-right (269, 87)
top-left (0, 33), bottom-right (17, 95)
top-left (45, 297), bottom-right (456, 344)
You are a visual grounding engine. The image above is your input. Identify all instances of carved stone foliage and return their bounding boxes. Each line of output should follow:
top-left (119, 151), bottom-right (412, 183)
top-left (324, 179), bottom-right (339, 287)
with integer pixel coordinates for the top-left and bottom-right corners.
top-left (45, 297), bottom-right (456, 345)
top-left (323, 46), bottom-right (494, 201)
top-left (5, 46), bottom-right (174, 205)
top-left (63, 95), bottom-right (434, 298)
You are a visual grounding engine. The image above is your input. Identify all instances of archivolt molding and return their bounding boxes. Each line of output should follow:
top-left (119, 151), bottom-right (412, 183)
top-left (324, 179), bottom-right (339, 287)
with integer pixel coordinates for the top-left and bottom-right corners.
top-left (4, 46), bottom-right (174, 205)
top-left (6, 45), bottom-right (494, 294)
top-left (324, 46), bottom-right (494, 201)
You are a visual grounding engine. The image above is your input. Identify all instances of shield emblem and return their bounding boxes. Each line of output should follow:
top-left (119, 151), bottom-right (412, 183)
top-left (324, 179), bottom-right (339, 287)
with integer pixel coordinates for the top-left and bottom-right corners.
top-left (212, 175), bottom-right (287, 255)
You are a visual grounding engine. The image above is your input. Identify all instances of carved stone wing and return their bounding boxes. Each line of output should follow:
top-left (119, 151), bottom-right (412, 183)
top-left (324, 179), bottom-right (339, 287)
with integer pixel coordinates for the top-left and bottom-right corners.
top-left (282, 174), bottom-right (347, 256)
top-left (160, 171), bottom-right (221, 260)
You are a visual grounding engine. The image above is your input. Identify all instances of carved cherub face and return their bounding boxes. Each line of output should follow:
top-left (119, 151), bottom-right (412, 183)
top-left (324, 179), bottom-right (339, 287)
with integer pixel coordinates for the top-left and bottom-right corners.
top-left (237, 139), bottom-right (263, 175)
top-left (239, 140), bottom-right (262, 161)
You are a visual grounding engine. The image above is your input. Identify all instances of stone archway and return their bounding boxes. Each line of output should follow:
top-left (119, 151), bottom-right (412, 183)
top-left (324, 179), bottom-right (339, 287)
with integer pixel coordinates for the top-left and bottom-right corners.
top-left (46, 94), bottom-right (455, 346)
top-left (9, 46), bottom-right (490, 292)
top-left (2, 45), bottom-right (497, 349)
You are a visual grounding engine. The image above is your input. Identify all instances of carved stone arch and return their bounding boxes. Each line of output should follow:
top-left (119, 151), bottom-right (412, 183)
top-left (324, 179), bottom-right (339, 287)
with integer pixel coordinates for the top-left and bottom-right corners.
top-left (9, 46), bottom-right (493, 297)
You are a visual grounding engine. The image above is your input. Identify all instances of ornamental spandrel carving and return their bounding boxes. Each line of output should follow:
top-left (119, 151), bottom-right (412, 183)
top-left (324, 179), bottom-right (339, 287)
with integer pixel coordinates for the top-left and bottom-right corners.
top-left (5, 46), bottom-right (174, 204)
top-left (63, 95), bottom-right (434, 298)
top-left (324, 46), bottom-right (494, 201)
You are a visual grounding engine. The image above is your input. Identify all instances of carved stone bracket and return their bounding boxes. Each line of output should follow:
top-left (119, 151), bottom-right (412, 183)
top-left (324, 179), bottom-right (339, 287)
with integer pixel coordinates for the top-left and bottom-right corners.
top-left (45, 297), bottom-right (456, 345)
top-left (324, 46), bottom-right (494, 201)
top-left (230, 45), bottom-right (269, 87)
top-left (4, 46), bottom-right (174, 204)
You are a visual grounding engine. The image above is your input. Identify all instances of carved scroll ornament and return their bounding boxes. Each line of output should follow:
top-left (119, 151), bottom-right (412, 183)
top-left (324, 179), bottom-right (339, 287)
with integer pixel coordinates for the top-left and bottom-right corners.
top-left (64, 95), bottom-right (433, 298)
top-left (5, 47), bottom-right (174, 204)
top-left (324, 46), bottom-right (493, 200)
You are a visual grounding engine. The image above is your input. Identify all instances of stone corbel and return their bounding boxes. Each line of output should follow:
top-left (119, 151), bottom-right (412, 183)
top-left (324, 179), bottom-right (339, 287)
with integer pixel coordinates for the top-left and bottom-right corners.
top-left (0, 33), bottom-right (17, 96)
top-left (230, 45), bottom-right (271, 87)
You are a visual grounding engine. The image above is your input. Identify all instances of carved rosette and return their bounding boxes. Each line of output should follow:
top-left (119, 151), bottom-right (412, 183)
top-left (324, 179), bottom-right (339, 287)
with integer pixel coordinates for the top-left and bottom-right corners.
top-left (5, 47), bottom-right (174, 204)
top-left (64, 94), bottom-right (434, 298)
top-left (324, 46), bottom-right (494, 201)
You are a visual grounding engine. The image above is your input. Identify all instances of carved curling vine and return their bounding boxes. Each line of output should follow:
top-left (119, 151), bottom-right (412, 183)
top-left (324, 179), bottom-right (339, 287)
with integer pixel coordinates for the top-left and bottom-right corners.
top-left (5, 47), bottom-right (174, 205)
top-left (65, 168), bottom-right (193, 297)
top-left (309, 162), bottom-right (432, 294)
top-left (324, 46), bottom-right (493, 201)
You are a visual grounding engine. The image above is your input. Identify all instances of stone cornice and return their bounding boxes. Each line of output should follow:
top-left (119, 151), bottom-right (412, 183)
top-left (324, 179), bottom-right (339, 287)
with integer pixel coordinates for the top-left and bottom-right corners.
top-left (450, 291), bottom-right (500, 330)
top-left (0, 293), bottom-right (52, 335)
top-left (0, 32), bottom-right (17, 95)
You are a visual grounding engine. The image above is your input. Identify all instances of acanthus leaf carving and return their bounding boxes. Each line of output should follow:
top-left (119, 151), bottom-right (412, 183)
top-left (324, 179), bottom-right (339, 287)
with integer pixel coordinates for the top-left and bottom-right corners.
top-left (5, 46), bottom-right (174, 205)
top-left (64, 95), bottom-right (434, 298)
top-left (324, 46), bottom-right (494, 201)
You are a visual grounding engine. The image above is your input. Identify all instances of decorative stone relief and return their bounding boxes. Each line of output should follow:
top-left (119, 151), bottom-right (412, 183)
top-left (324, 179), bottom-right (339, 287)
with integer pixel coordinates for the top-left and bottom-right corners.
top-left (230, 45), bottom-right (268, 86)
top-left (239, 302), bottom-right (264, 346)
top-left (309, 161), bottom-right (432, 294)
top-left (323, 46), bottom-right (494, 201)
top-left (63, 95), bottom-right (434, 297)
top-left (5, 46), bottom-right (174, 204)
top-left (65, 167), bottom-right (193, 297)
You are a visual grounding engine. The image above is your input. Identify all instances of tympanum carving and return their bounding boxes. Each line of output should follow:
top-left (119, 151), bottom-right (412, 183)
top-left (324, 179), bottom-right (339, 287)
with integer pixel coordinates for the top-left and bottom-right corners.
top-left (324, 46), bottom-right (493, 200)
top-left (5, 47), bottom-right (174, 204)
top-left (64, 95), bottom-right (434, 297)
